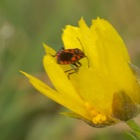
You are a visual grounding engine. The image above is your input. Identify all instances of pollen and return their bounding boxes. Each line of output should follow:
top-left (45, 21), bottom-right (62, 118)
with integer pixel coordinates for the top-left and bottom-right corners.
top-left (92, 114), bottom-right (107, 124)
top-left (85, 102), bottom-right (99, 116)
top-left (85, 102), bottom-right (107, 124)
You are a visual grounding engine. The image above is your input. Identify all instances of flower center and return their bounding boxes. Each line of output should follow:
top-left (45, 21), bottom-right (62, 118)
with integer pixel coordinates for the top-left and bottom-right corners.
top-left (85, 102), bottom-right (107, 124)
top-left (84, 102), bottom-right (118, 128)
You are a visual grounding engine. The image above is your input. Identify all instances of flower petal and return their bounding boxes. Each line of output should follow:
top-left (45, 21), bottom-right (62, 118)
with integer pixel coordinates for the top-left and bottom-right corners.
top-left (20, 71), bottom-right (90, 119)
top-left (73, 68), bottom-right (114, 115)
top-left (43, 43), bottom-right (56, 55)
top-left (20, 71), bottom-right (65, 104)
top-left (91, 18), bottom-right (130, 62)
top-left (62, 25), bottom-right (84, 50)
top-left (78, 18), bottom-right (97, 68)
top-left (89, 18), bottom-right (140, 103)
top-left (74, 18), bottom-right (140, 113)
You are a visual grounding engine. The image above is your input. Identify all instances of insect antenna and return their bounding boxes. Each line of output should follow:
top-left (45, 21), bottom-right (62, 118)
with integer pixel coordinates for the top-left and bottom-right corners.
top-left (77, 37), bottom-right (89, 67)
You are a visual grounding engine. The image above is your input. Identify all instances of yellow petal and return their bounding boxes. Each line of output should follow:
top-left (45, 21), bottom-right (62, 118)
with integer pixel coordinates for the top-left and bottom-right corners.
top-left (73, 68), bottom-right (114, 115)
top-left (43, 43), bottom-right (56, 55)
top-left (89, 18), bottom-right (140, 103)
top-left (20, 71), bottom-right (65, 104)
top-left (62, 25), bottom-right (84, 50)
top-left (20, 71), bottom-right (89, 120)
top-left (74, 18), bottom-right (140, 113)
top-left (78, 18), bottom-right (97, 68)
top-left (91, 18), bottom-right (130, 62)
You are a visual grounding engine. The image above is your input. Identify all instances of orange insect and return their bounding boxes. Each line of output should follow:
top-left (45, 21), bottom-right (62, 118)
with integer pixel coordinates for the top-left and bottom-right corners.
top-left (52, 39), bottom-right (89, 78)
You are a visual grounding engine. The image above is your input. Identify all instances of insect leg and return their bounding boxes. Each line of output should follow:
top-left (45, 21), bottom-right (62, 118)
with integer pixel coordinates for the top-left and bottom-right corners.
top-left (75, 61), bottom-right (82, 67)
top-left (65, 64), bottom-right (79, 73)
top-left (67, 71), bottom-right (78, 79)
top-left (65, 68), bottom-right (75, 73)
top-left (64, 63), bottom-right (80, 79)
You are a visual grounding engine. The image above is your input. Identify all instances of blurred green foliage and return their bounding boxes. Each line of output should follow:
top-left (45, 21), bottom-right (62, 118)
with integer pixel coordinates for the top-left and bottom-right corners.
top-left (0, 0), bottom-right (140, 140)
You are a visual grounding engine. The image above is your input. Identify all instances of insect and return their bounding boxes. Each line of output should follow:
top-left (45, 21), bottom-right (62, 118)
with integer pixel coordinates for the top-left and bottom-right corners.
top-left (51, 39), bottom-right (89, 78)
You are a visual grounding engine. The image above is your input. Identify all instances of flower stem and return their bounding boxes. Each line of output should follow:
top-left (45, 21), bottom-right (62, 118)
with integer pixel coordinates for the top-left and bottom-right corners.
top-left (126, 119), bottom-right (140, 139)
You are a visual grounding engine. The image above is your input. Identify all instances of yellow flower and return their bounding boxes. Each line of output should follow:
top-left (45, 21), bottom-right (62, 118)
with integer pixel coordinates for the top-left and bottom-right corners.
top-left (21, 18), bottom-right (140, 128)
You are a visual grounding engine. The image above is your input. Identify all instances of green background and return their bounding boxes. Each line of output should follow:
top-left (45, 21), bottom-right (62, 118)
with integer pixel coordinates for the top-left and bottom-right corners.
top-left (0, 0), bottom-right (140, 140)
